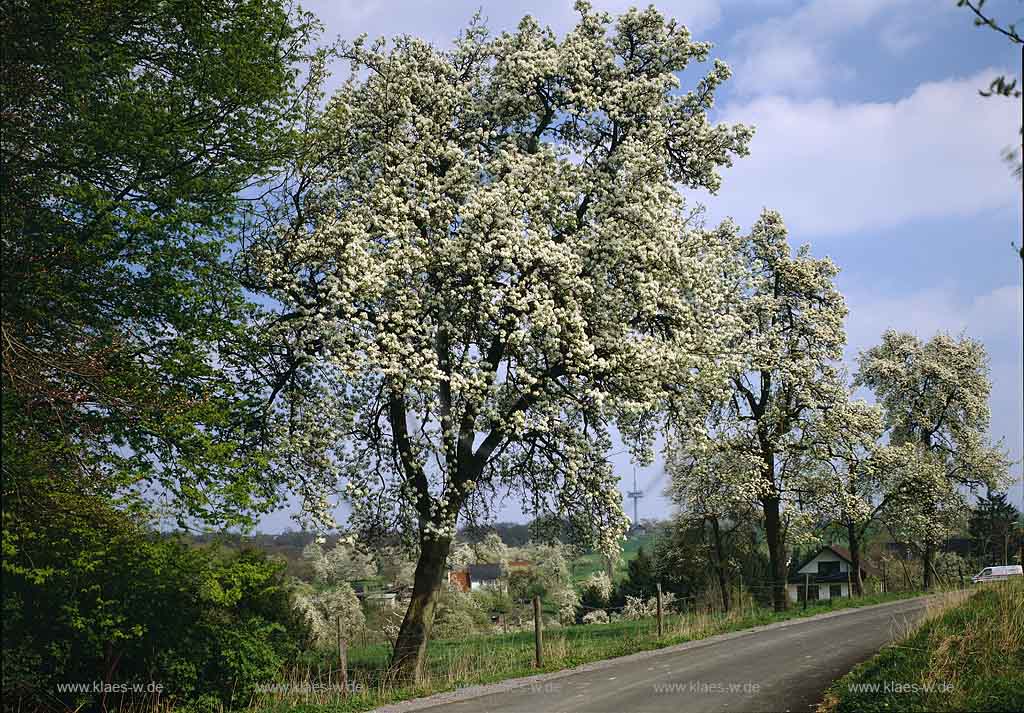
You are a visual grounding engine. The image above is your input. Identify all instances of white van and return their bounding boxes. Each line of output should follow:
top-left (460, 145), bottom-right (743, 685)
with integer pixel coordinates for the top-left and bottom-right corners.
top-left (971, 565), bottom-right (1023, 583)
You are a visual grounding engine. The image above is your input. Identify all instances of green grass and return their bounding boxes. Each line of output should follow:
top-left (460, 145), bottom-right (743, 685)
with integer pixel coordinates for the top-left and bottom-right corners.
top-left (570, 530), bottom-right (657, 583)
top-left (252, 589), bottom-right (929, 713)
top-left (820, 581), bottom-right (1024, 713)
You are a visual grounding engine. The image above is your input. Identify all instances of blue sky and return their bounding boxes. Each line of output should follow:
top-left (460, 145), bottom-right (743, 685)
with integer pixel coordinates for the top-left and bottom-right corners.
top-left (258, 0), bottom-right (1023, 531)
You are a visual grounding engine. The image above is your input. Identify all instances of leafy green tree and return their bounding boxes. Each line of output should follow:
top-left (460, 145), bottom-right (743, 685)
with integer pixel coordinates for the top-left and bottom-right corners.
top-left (1, 0), bottom-right (322, 530)
top-left (968, 491), bottom-right (1021, 565)
top-left (1, 0), bottom-right (323, 704)
top-left (614, 547), bottom-right (659, 603)
top-left (2, 498), bottom-right (309, 711)
top-left (650, 521), bottom-right (709, 598)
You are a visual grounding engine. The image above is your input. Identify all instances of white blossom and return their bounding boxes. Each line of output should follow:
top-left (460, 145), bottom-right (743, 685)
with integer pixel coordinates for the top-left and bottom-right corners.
top-left (254, 3), bottom-right (751, 563)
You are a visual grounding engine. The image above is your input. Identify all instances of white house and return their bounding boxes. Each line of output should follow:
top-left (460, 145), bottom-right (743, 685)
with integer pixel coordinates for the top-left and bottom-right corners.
top-left (467, 563), bottom-right (504, 591)
top-left (786, 545), bottom-right (874, 603)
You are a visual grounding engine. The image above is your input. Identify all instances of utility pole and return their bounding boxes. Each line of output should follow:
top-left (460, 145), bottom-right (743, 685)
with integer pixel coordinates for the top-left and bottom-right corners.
top-left (656, 583), bottom-right (664, 637)
top-left (533, 595), bottom-right (543, 668)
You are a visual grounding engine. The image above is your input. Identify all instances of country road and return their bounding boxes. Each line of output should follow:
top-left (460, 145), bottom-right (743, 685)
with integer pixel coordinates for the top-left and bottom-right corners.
top-left (374, 596), bottom-right (936, 713)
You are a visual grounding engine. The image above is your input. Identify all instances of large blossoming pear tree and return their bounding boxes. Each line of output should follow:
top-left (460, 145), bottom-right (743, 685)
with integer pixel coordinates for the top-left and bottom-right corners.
top-left (676, 210), bottom-right (851, 611)
top-left (254, 2), bottom-right (752, 678)
top-left (854, 330), bottom-right (1010, 588)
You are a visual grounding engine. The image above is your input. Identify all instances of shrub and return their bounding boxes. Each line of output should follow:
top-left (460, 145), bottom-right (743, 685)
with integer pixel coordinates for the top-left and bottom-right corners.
top-left (2, 497), bottom-right (309, 712)
top-left (622, 595), bottom-right (655, 620)
top-left (434, 608), bottom-right (478, 639)
top-left (552, 587), bottom-right (581, 625)
top-left (291, 581), bottom-right (366, 647)
top-left (582, 610), bottom-right (609, 624)
top-left (581, 572), bottom-right (613, 608)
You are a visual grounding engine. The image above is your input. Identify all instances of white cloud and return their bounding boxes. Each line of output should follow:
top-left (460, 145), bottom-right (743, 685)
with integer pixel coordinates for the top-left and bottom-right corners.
top-left (844, 283), bottom-right (1023, 357)
top-left (695, 70), bottom-right (1020, 236)
top-left (729, 0), bottom-right (946, 96)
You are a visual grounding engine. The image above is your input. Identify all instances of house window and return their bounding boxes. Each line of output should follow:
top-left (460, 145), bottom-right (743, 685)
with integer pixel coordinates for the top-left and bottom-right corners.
top-left (819, 561), bottom-right (840, 575)
top-left (798, 585), bottom-right (823, 602)
top-left (830, 584), bottom-right (843, 598)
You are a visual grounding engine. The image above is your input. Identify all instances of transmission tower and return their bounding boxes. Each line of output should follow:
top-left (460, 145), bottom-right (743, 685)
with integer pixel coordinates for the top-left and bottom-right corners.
top-left (626, 467), bottom-right (644, 530)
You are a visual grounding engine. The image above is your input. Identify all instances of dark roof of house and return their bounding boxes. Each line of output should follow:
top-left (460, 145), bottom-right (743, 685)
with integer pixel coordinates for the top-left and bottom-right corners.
top-left (790, 572), bottom-right (862, 585)
top-left (788, 545), bottom-right (878, 584)
top-left (468, 563), bottom-right (502, 582)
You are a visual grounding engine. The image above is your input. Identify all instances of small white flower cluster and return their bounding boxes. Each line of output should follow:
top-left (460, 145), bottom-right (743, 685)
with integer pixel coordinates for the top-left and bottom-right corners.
top-left (582, 571), bottom-right (613, 604)
top-left (621, 595), bottom-right (654, 621)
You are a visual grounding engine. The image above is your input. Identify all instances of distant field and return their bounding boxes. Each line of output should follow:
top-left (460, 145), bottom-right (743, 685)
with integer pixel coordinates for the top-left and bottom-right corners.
top-left (570, 529), bottom-right (657, 582)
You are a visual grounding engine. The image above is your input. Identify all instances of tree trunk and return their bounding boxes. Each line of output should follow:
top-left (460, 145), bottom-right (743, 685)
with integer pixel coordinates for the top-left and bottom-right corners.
top-left (390, 534), bottom-right (452, 681)
top-left (762, 493), bottom-right (787, 611)
top-left (847, 524), bottom-right (864, 596)
top-left (709, 516), bottom-right (731, 612)
top-left (922, 540), bottom-right (934, 591)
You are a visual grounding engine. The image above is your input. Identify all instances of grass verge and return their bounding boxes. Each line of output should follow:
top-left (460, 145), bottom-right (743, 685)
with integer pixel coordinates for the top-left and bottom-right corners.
top-left (819, 580), bottom-right (1024, 713)
top-left (252, 588), bottom-right (929, 713)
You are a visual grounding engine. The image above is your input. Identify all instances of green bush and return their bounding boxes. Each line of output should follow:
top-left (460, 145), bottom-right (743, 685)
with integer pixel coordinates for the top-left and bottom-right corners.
top-left (2, 496), bottom-right (309, 712)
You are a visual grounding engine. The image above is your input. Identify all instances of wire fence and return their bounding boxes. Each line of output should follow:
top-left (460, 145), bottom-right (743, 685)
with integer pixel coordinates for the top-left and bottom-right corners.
top-left (258, 578), bottom-right (967, 711)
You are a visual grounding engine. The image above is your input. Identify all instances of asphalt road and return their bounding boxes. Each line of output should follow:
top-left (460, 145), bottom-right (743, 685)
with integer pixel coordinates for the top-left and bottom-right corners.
top-left (383, 596), bottom-right (932, 713)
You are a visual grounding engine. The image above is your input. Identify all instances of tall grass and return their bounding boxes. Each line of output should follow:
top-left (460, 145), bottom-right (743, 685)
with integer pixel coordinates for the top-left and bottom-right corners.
top-left (820, 580), bottom-right (1024, 713)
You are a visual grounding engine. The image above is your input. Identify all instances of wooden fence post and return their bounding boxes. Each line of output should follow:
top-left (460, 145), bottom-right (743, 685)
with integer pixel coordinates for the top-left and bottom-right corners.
top-left (336, 617), bottom-right (348, 697)
top-left (656, 583), bottom-right (664, 638)
top-left (881, 561), bottom-right (887, 593)
top-left (533, 595), bottom-right (543, 668)
top-left (847, 570), bottom-right (852, 599)
top-left (803, 573), bottom-right (809, 610)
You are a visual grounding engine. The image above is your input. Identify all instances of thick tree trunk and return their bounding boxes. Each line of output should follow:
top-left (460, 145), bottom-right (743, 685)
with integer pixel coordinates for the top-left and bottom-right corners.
top-left (762, 494), bottom-right (787, 612)
top-left (847, 524), bottom-right (864, 596)
top-left (390, 534), bottom-right (452, 681)
top-left (922, 540), bottom-right (934, 591)
top-left (710, 517), bottom-right (731, 612)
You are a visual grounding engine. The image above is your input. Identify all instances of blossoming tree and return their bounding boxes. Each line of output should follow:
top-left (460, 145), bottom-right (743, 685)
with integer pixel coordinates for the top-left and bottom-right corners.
top-left (667, 442), bottom-right (760, 611)
top-left (253, 3), bottom-right (752, 678)
top-left (854, 331), bottom-right (1010, 588)
top-left (795, 400), bottom-right (917, 595)
top-left (678, 210), bottom-right (851, 611)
